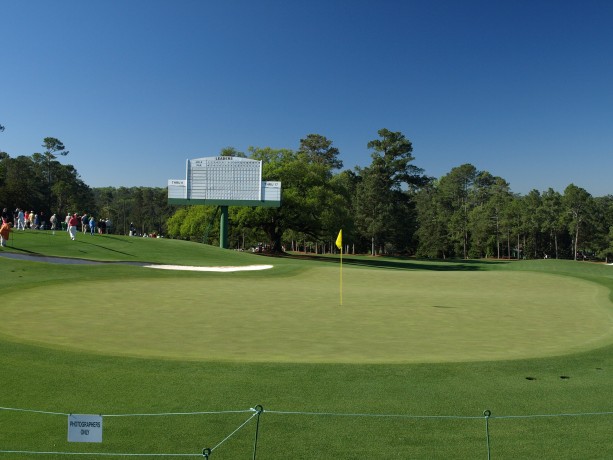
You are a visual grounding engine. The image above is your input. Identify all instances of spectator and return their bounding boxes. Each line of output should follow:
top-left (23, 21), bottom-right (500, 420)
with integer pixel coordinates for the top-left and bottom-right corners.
top-left (0, 220), bottom-right (10, 247)
top-left (16, 209), bottom-right (25, 230)
top-left (81, 213), bottom-right (88, 233)
top-left (50, 213), bottom-right (58, 230)
top-left (68, 214), bottom-right (79, 240)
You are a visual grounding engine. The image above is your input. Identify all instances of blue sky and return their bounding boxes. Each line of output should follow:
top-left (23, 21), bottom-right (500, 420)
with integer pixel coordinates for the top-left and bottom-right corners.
top-left (1, 0), bottom-right (612, 196)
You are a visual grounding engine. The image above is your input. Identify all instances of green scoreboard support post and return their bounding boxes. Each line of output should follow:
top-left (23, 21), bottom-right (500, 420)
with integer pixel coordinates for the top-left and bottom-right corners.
top-left (219, 206), bottom-right (229, 249)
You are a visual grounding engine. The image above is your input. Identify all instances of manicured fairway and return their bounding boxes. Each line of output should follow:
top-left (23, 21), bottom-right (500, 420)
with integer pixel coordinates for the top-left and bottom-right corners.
top-left (2, 234), bottom-right (613, 459)
top-left (2, 266), bottom-right (611, 363)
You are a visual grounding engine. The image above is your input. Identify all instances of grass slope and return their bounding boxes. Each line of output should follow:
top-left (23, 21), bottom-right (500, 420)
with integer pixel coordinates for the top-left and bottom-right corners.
top-left (2, 229), bottom-right (268, 265)
top-left (1, 232), bottom-right (613, 459)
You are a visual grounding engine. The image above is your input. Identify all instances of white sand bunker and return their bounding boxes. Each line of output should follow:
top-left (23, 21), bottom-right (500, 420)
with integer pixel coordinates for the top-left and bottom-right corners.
top-left (143, 264), bottom-right (273, 272)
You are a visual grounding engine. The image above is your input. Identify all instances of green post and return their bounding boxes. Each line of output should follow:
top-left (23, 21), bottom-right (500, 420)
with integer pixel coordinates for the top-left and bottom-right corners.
top-left (219, 206), bottom-right (229, 249)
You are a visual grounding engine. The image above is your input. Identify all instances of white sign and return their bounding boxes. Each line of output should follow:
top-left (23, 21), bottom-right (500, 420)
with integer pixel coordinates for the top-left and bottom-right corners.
top-left (168, 156), bottom-right (281, 206)
top-left (68, 414), bottom-right (103, 443)
top-left (188, 156), bottom-right (262, 201)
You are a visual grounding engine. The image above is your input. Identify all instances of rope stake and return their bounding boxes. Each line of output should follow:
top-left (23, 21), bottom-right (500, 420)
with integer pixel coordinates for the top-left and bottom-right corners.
top-left (483, 410), bottom-right (492, 460)
top-left (252, 405), bottom-right (264, 460)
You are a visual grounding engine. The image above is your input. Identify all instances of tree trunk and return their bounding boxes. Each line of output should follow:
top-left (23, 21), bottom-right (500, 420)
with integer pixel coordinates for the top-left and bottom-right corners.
top-left (496, 217), bottom-right (500, 259)
top-left (507, 231), bottom-right (511, 259)
top-left (574, 225), bottom-right (580, 261)
top-left (517, 234), bottom-right (520, 260)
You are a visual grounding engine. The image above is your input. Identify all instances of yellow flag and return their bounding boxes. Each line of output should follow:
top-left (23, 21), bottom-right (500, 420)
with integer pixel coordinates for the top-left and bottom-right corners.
top-left (335, 229), bottom-right (342, 250)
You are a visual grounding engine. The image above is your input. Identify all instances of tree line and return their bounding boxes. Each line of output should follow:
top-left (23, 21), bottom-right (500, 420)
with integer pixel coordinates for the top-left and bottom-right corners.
top-left (0, 135), bottom-right (173, 235)
top-left (414, 165), bottom-right (613, 261)
top-left (2, 127), bottom-right (612, 260)
top-left (168, 130), bottom-right (613, 261)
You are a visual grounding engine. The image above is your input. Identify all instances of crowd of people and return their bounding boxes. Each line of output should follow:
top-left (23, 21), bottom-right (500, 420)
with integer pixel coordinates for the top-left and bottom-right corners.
top-left (1, 207), bottom-right (114, 245)
top-left (63, 213), bottom-right (113, 240)
top-left (0, 207), bottom-right (165, 246)
top-left (3, 208), bottom-right (52, 231)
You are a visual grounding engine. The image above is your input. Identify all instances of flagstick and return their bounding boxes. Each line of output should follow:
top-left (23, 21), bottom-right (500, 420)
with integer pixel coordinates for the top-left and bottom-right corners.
top-left (335, 229), bottom-right (343, 306)
top-left (339, 244), bottom-right (343, 306)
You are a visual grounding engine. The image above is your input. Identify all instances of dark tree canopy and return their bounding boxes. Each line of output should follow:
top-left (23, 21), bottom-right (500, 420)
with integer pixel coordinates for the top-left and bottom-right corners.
top-left (0, 151), bottom-right (93, 218)
top-left (366, 128), bottom-right (429, 191)
top-left (219, 146), bottom-right (246, 158)
top-left (298, 133), bottom-right (343, 170)
top-left (42, 137), bottom-right (69, 159)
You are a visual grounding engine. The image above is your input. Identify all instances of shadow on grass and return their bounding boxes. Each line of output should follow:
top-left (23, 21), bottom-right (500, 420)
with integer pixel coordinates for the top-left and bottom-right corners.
top-left (280, 253), bottom-right (508, 271)
top-left (0, 251), bottom-right (105, 265)
top-left (0, 251), bottom-right (149, 266)
top-left (3, 231), bottom-right (136, 259)
top-left (11, 230), bottom-right (129, 241)
top-left (3, 245), bottom-right (38, 254)
top-left (97, 234), bottom-right (133, 242)
top-left (75, 239), bottom-right (136, 257)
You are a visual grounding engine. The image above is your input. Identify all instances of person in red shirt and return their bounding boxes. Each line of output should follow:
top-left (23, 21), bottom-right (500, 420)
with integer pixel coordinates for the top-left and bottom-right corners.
top-left (68, 214), bottom-right (79, 240)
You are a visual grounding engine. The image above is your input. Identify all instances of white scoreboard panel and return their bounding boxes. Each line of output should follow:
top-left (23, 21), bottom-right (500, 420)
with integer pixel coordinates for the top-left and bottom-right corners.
top-left (189, 156), bottom-right (261, 201)
top-left (168, 156), bottom-right (281, 207)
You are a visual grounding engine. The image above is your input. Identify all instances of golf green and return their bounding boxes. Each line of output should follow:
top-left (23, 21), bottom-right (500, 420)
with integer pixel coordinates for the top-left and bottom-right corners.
top-left (1, 267), bottom-right (611, 363)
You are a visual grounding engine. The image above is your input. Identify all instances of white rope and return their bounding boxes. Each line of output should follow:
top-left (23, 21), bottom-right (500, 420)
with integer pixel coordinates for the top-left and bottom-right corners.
top-left (263, 409), bottom-right (483, 420)
top-left (269, 409), bottom-right (613, 421)
top-left (3, 405), bottom-right (613, 420)
top-left (0, 406), bottom-right (68, 416)
top-left (210, 411), bottom-right (259, 452)
top-left (0, 450), bottom-right (200, 457)
top-left (491, 411), bottom-right (613, 419)
top-left (0, 406), bottom-right (252, 418)
top-left (104, 409), bottom-right (253, 417)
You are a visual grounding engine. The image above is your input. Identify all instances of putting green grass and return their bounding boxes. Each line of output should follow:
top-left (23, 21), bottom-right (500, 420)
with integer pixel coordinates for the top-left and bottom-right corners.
top-left (2, 266), bottom-right (611, 363)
